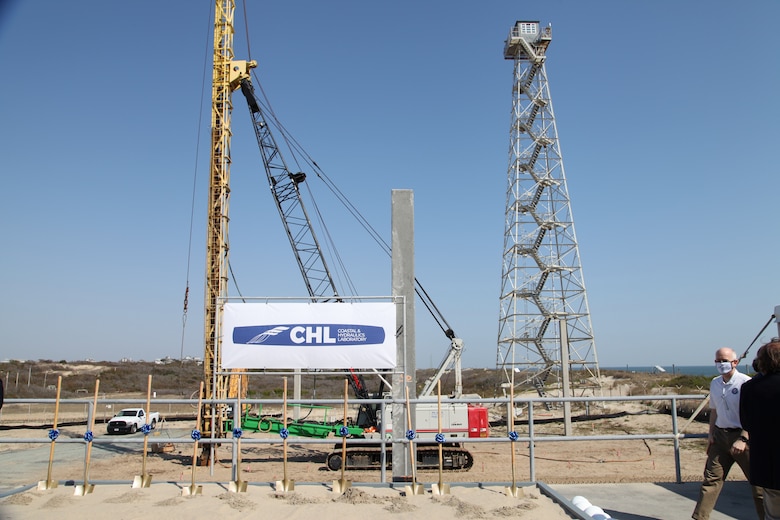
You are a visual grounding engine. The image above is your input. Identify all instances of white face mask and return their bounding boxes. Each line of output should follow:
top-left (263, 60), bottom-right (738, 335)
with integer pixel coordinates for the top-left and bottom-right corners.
top-left (716, 361), bottom-right (733, 375)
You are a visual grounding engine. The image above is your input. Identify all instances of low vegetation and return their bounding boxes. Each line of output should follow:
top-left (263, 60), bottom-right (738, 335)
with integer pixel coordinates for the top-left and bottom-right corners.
top-left (1, 359), bottom-right (203, 399)
top-left (0, 360), bottom-right (509, 400)
top-left (0, 360), bottom-right (718, 402)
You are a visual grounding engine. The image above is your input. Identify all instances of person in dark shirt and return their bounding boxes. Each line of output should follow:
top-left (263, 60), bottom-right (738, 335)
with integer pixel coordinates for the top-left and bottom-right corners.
top-left (741, 340), bottom-right (780, 520)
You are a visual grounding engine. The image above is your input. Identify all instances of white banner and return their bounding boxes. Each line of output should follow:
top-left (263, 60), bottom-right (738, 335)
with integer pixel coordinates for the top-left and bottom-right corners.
top-left (221, 302), bottom-right (397, 369)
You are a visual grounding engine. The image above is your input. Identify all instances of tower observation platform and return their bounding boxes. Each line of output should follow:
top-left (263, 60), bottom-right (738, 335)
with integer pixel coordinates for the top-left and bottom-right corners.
top-left (503, 21), bottom-right (551, 60)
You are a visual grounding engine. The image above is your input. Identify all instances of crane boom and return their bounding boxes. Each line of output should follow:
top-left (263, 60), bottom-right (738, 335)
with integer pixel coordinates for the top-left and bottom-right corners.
top-left (238, 74), bottom-right (465, 399)
top-left (238, 78), bottom-right (339, 300)
top-left (419, 338), bottom-right (463, 398)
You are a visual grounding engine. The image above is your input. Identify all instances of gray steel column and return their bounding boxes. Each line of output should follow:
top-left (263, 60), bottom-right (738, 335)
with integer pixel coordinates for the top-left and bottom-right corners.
top-left (391, 189), bottom-right (415, 481)
top-left (559, 318), bottom-right (572, 436)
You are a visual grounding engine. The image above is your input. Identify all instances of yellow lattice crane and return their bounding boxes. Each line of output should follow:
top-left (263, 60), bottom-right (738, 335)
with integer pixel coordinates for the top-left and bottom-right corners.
top-left (201, 0), bottom-right (254, 459)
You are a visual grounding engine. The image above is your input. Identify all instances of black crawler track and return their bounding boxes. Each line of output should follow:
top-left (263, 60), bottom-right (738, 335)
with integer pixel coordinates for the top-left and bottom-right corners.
top-left (326, 444), bottom-right (474, 472)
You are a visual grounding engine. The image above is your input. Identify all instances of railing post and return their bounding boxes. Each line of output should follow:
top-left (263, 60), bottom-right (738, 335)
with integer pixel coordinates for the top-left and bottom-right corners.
top-left (379, 401), bottom-right (387, 484)
top-left (671, 397), bottom-right (682, 483)
top-left (528, 402), bottom-right (536, 482)
top-left (231, 394), bottom-right (239, 482)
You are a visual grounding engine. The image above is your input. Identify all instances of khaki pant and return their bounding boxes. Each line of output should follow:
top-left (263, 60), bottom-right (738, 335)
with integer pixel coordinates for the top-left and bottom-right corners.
top-left (765, 488), bottom-right (780, 520)
top-left (692, 426), bottom-right (764, 520)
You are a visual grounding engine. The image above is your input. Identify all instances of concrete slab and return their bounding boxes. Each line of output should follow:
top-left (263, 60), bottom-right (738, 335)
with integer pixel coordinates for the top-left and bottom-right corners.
top-left (551, 481), bottom-right (756, 520)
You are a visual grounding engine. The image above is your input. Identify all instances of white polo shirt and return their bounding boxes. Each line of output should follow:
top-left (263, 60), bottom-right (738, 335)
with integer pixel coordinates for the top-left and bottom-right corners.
top-left (709, 370), bottom-right (750, 429)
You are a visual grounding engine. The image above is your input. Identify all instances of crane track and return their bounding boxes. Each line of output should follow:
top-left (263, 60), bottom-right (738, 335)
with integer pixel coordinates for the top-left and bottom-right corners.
top-left (326, 445), bottom-right (474, 472)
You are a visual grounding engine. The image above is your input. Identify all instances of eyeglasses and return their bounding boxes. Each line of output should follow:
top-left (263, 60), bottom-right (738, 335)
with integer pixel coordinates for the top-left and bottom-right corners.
top-left (715, 359), bottom-right (736, 363)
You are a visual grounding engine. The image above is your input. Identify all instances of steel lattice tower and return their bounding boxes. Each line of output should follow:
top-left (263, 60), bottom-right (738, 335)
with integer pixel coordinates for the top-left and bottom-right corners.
top-left (497, 21), bottom-right (600, 394)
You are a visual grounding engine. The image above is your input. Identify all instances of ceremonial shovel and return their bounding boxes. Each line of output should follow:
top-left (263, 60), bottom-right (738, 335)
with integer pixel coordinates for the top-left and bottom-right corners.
top-left (133, 375), bottom-right (154, 488)
top-left (183, 381), bottom-right (204, 496)
top-left (404, 386), bottom-right (425, 496)
top-left (75, 379), bottom-right (100, 495)
top-left (505, 382), bottom-right (524, 498)
top-left (38, 376), bottom-right (62, 490)
top-left (332, 379), bottom-right (352, 494)
top-left (229, 378), bottom-right (247, 493)
top-left (275, 377), bottom-right (295, 492)
top-left (430, 381), bottom-right (450, 495)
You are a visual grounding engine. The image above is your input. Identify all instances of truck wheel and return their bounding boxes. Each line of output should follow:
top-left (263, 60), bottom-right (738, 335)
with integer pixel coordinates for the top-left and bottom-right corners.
top-left (131, 424), bottom-right (137, 434)
top-left (151, 419), bottom-right (157, 430)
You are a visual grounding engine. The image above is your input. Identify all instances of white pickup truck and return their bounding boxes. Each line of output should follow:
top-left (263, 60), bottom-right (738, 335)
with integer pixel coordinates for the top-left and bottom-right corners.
top-left (106, 408), bottom-right (160, 435)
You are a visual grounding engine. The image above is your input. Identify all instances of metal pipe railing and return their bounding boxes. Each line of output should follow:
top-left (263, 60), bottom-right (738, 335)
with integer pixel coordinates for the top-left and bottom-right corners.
top-left (0, 393), bottom-right (707, 485)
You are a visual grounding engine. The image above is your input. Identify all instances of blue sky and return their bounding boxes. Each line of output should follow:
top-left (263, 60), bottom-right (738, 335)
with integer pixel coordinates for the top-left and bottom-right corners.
top-left (0, 1), bottom-right (778, 369)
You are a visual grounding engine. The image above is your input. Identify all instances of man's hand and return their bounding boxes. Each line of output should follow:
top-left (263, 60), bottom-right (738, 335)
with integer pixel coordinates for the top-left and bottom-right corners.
top-left (730, 438), bottom-right (748, 456)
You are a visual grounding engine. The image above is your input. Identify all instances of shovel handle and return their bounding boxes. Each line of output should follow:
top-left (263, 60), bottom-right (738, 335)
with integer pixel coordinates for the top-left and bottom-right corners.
top-left (191, 381), bottom-right (204, 484)
top-left (405, 386), bottom-right (417, 483)
top-left (44, 377), bottom-right (63, 485)
top-left (84, 379), bottom-right (100, 482)
top-left (142, 375), bottom-right (152, 475)
top-left (52, 376), bottom-right (63, 428)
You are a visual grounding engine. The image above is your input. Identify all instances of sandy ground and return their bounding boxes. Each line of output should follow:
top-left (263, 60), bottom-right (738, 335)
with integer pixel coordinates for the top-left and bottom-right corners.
top-left (0, 481), bottom-right (573, 520)
top-left (0, 394), bottom-right (745, 519)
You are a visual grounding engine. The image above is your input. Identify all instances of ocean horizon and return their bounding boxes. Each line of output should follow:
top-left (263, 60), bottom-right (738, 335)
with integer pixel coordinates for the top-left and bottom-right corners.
top-left (601, 364), bottom-right (755, 376)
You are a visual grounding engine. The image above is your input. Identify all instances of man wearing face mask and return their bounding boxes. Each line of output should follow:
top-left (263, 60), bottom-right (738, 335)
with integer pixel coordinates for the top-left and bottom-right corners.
top-left (692, 347), bottom-right (764, 519)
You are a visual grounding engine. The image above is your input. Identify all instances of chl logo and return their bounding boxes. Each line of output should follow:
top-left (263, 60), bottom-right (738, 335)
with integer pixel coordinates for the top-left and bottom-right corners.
top-left (233, 324), bottom-right (385, 346)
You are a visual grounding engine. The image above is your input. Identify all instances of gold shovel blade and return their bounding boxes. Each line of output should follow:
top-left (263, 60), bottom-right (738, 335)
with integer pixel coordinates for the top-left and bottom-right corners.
top-left (182, 484), bottom-right (202, 496)
top-left (229, 480), bottom-right (247, 493)
top-left (505, 485), bottom-right (525, 498)
top-left (404, 483), bottom-right (425, 496)
top-left (275, 479), bottom-right (294, 492)
top-left (37, 480), bottom-right (58, 491)
top-left (431, 483), bottom-right (450, 495)
top-left (132, 474), bottom-right (152, 488)
top-left (74, 483), bottom-right (94, 496)
top-left (332, 478), bottom-right (351, 494)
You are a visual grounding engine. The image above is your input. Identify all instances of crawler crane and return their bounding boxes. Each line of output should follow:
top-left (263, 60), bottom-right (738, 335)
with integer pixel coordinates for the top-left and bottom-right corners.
top-left (201, 0), bottom-right (486, 469)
